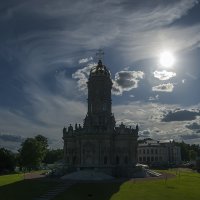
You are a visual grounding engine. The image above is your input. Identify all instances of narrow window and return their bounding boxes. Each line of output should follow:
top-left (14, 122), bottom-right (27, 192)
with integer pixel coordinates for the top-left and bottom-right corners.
top-left (104, 156), bottom-right (108, 165)
top-left (116, 156), bottom-right (120, 165)
top-left (73, 156), bottom-right (76, 164)
top-left (124, 156), bottom-right (128, 164)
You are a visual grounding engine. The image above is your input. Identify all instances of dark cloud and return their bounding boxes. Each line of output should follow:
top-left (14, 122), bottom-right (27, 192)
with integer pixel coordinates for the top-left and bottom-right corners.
top-left (181, 133), bottom-right (200, 140)
top-left (112, 71), bottom-right (144, 95)
top-left (139, 130), bottom-right (151, 137)
top-left (185, 122), bottom-right (200, 130)
top-left (0, 134), bottom-right (23, 143)
top-left (162, 109), bottom-right (200, 122)
top-left (152, 83), bottom-right (174, 92)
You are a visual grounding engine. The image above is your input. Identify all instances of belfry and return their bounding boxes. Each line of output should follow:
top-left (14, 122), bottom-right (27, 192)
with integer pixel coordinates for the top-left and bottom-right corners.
top-left (84, 59), bottom-right (115, 133)
top-left (63, 58), bottom-right (138, 177)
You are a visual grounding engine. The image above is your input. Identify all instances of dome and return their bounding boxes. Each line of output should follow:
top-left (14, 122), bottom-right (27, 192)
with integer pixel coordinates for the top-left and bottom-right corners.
top-left (90, 60), bottom-right (111, 77)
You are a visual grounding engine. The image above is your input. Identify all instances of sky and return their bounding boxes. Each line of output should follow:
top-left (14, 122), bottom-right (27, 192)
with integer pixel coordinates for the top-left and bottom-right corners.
top-left (0, 0), bottom-right (200, 151)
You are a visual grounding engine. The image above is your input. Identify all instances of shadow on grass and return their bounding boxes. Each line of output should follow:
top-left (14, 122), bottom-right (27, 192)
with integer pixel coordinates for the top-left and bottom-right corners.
top-left (55, 180), bottom-right (124, 200)
top-left (0, 177), bottom-right (58, 200)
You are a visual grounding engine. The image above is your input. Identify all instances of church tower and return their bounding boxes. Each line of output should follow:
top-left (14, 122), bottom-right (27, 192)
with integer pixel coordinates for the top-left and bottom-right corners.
top-left (84, 59), bottom-right (115, 132)
top-left (63, 53), bottom-right (138, 177)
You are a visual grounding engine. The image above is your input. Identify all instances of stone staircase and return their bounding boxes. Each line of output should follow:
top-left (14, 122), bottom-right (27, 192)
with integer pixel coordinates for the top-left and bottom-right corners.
top-left (146, 169), bottom-right (161, 177)
top-left (33, 181), bottom-right (74, 200)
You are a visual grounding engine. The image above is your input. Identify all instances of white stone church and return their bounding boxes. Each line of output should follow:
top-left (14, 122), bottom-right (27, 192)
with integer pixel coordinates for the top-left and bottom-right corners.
top-left (63, 59), bottom-right (138, 177)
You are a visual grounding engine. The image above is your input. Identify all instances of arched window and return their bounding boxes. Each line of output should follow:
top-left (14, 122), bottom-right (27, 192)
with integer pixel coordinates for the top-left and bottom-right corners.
top-left (104, 156), bottom-right (108, 165)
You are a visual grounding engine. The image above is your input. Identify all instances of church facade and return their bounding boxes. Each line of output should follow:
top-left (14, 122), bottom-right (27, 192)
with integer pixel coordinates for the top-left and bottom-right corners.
top-left (63, 60), bottom-right (138, 177)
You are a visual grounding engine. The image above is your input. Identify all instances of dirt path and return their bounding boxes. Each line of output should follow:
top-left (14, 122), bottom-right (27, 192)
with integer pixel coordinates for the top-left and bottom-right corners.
top-left (24, 171), bottom-right (46, 180)
top-left (128, 172), bottom-right (176, 183)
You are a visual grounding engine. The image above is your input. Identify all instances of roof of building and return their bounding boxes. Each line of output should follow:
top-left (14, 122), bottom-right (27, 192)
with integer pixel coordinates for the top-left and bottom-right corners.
top-left (138, 138), bottom-right (174, 147)
top-left (90, 60), bottom-right (111, 77)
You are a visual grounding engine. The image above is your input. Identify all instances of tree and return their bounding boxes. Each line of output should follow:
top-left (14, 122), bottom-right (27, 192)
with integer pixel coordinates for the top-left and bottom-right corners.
top-left (19, 137), bottom-right (47, 171)
top-left (35, 135), bottom-right (48, 158)
top-left (0, 148), bottom-right (16, 173)
top-left (35, 135), bottom-right (48, 150)
top-left (43, 149), bottom-right (63, 164)
top-left (189, 150), bottom-right (197, 161)
top-left (175, 141), bottom-right (200, 161)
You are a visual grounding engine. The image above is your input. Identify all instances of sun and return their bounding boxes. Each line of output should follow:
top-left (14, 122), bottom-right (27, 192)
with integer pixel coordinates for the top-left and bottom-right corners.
top-left (159, 51), bottom-right (175, 68)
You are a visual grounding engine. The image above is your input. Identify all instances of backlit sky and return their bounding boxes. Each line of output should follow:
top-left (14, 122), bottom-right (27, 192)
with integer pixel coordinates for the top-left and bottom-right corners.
top-left (1, 0), bottom-right (200, 151)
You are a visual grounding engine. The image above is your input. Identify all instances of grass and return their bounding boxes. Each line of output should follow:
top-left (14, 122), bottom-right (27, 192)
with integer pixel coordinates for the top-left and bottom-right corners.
top-left (55, 169), bottom-right (200, 200)
top-left (1, 169), bottom-right (200, 200)
top-left (0, 173), bottom-right (24, 186)
top-left (0, 172), bottom-right (58, 200)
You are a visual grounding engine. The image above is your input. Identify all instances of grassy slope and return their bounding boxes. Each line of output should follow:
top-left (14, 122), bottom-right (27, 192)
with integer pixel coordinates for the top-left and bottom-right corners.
top-left (55, 170), bottom-right (200, 200)
top-left (0, 174), bottom-right (24, 186)
top-left (0, 173), bottom-right (57, 200)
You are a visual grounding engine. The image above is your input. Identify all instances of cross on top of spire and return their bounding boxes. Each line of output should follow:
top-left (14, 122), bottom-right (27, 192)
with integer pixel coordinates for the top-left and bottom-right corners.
top-left (96, 49), bottom-right (104, 61)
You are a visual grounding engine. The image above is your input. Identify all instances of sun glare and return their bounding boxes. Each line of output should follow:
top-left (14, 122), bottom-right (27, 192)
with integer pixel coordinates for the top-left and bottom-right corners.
top-left (159, 51), bottom-right (175, 68)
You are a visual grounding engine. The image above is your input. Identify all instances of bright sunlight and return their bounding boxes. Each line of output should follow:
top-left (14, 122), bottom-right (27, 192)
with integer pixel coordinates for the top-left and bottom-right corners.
top-left (159, 51), bottom-right (175, 68)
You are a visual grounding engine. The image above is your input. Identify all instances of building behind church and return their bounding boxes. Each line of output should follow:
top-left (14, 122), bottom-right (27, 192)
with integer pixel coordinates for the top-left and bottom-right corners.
top-left (137, 139), bottom-right (181, 167)
top-left (63, 59), bottom-right (138, 177)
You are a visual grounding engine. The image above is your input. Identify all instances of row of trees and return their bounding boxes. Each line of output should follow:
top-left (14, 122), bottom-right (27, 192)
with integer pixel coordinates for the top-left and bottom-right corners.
top-left (0, 135), bottom-right (63, 174)
top-left (175, 141), bottom-right (200, 161)
top-left (0, 148), bottom-right (16, 173)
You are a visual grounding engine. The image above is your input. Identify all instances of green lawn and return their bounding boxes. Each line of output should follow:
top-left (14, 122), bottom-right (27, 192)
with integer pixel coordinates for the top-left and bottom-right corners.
top-left (55, 169), bottom-right (200, 200)
top-left (1, 170), bottom-right (200, 200)
top-left (0, 173), bottom-right (24, 186)
top-left (0, 173), bottom-right (58, 200)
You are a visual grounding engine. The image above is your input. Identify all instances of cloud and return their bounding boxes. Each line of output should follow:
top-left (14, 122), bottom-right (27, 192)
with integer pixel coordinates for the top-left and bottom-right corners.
top-left (185, 122), bottom-right (200, 130)
top-left (79, 57), bottom-right (93, 64)
top-left (153, 70), bottom-right (176, 80)
top-left (149, 95), bottom-right (159, 101)
top-left (152, 83), bottom-right (174, 92)
top-left (112, 71), bottom-right (144, 95)
top-left (0, 0), bottom-right (200, 150)
top-left (73, 67), bottom-right (144, 96)
top-left (180, 133), bottom-right (200, 140)
top-left (113, 102), bottom-right (200, 144)
top-left (162, 109), bottom-right (200, 122)
top-left (72, 63), bottom-right (96, 94)
top-left (0, 134), bottom-right (23, 143)
top-left (139, 129), bottom-right (151, 138)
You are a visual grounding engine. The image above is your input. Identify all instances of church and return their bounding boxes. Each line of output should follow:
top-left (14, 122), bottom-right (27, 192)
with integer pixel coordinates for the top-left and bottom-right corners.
top-left (63, 59), bottom-right (138, 177)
